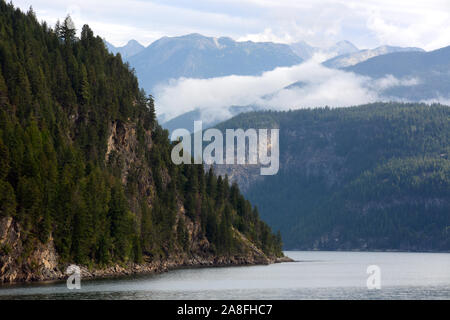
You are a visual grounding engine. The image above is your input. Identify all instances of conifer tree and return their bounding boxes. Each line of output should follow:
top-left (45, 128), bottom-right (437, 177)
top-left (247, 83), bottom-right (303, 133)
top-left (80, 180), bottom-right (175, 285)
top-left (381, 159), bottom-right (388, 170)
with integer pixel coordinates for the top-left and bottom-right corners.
top-left (147, 94), bottom-right (156, 129)
top-left (61, 15), bottom-right (76, 44)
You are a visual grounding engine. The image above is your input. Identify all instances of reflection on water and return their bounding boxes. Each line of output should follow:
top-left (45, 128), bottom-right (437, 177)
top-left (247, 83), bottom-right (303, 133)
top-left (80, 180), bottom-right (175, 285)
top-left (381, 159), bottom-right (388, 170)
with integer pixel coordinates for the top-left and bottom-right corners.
top-left (0, 251), bottom-right (449, 300)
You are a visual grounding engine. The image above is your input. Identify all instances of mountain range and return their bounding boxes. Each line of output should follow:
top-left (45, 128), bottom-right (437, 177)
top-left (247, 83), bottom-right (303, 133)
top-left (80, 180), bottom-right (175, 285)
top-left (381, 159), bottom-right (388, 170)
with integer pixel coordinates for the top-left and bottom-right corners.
top-left (127, 34), bottom-right (302, 92)
top-left (105, 35), bottom-right (425, 96)
top-left (106, 37), bottom-right (363, 69)
top-left (103, 35), bottom-right (436, 131)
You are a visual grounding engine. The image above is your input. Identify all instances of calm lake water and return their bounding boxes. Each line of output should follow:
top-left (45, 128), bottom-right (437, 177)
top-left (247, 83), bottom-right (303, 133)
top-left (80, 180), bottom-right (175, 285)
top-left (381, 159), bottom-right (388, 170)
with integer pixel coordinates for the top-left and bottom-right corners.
top-left (0, 251), bottom-right (449, 300)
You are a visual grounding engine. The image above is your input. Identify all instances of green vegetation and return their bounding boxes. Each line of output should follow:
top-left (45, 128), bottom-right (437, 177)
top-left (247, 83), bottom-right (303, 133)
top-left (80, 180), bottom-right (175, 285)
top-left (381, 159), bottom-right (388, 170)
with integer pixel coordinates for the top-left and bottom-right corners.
top-left (215, 103), bottom-right (450, 251)
top-left (0, 1), bottom-right (282, 267)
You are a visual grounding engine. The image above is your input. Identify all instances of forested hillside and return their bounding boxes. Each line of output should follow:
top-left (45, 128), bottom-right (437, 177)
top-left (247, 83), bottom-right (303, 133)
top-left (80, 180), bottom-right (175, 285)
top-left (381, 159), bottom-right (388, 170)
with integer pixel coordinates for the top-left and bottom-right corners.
top-left (0, 2), bottom-right (282, 283)
top-left (213, 103), bottom-right (450, 251)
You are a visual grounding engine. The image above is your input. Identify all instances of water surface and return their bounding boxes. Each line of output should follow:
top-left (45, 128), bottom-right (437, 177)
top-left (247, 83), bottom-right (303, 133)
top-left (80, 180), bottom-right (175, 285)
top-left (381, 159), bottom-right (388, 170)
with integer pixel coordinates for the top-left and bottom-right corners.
top-left (0, 251), bottom-right (449, 299)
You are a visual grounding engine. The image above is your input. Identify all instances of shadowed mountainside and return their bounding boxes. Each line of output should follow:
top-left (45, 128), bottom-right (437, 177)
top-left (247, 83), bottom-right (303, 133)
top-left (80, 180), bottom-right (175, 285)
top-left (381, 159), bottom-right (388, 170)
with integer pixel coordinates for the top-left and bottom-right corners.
top-left (211, 103), bottom-right (450, 251)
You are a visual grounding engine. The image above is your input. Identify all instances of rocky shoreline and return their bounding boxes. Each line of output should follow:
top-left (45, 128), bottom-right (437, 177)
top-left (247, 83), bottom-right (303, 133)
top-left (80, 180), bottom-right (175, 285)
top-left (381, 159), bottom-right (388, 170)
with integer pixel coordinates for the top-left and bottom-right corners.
top-left (70, 255), bottom-right (293, 283)
top-left (1, 253), bottom-right (293, 285)
top-left (1, 215), bottom-right (293, 284)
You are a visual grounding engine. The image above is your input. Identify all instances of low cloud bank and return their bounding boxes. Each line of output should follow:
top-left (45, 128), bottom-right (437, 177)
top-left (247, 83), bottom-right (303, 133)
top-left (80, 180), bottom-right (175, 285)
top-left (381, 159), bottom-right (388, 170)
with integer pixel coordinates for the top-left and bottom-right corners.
top-left (154, 60), bottom-right (421, 123)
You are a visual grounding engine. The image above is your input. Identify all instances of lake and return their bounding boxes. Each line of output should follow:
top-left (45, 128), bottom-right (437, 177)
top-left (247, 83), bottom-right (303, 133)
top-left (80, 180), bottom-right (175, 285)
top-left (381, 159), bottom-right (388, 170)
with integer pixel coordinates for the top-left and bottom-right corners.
top-left (0, 251), bottom-right (449, 300)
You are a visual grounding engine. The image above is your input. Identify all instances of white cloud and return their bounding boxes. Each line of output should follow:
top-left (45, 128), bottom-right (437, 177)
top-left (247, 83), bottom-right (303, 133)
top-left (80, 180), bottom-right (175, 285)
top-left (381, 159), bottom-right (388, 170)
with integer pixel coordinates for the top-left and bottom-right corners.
top-left (154, 61), bottom-right (423, 123)
top-left (365, 7), bottom-right (450, 51)
top-left (11, 0), bottom-right (261, 46)
top-left (258, 63), bottom-right (379, 110)
top-left (11, 0), bottom-right (450, 50)
top-left (371, 75), bottom-right (420, 91)
top-left (154, 63), bottom-right (312, 120)
top-left (237, 28), bottom-right (294, 44)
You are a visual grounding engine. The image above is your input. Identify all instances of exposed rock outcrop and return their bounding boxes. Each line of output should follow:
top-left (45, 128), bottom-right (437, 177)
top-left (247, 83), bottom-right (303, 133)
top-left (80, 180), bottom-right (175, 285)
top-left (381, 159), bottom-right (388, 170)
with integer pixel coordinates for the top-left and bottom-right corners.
top-left (0, 216), bottom-right (62, 283)
top-left (0, 216), bottom-right (290, 284)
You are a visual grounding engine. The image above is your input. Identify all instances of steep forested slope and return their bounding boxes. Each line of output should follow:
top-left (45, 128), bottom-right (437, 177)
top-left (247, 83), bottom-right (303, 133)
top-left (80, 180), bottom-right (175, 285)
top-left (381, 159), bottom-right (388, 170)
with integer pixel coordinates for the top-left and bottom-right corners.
top-left (213, 103), bottom-right (450, 251)
top-left (0, 2), bottom-right (282, 283)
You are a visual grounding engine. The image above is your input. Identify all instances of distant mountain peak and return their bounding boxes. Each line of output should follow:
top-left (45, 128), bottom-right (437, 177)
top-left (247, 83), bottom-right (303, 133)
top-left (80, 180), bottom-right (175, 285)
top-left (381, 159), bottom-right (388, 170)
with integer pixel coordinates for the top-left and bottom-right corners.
top-left (183, 32), bottom-right (205, 38)
top-left (330, 40), bottom-right (359, 55)
top-left (105, 38), bottom-right (145, 60)
top-left (126, 39), bottom-right (143, 46)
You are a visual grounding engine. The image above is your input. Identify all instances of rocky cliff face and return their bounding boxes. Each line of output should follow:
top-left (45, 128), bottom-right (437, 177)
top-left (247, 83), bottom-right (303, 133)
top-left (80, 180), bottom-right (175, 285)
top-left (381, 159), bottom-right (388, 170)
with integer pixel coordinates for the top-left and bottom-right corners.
top-left (0, 216), bottom-right (61, 282)
top-left (105, 119), bottom-right (155, 199)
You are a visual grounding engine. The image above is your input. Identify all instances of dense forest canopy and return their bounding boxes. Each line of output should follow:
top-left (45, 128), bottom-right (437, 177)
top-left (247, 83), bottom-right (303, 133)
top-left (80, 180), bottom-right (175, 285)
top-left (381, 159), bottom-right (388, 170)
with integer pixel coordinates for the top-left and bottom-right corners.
top-left (0, 1), bottom-right (282, 269)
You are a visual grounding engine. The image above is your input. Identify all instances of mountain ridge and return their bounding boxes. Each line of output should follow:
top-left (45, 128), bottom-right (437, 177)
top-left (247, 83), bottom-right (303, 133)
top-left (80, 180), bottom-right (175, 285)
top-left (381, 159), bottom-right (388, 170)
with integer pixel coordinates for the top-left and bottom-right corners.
top-left (344, 45), bottom-right (450, 100)
top-left (127, 33), bottom-right (302, 92)
top-left (323, 45), bottom-right (425, 68)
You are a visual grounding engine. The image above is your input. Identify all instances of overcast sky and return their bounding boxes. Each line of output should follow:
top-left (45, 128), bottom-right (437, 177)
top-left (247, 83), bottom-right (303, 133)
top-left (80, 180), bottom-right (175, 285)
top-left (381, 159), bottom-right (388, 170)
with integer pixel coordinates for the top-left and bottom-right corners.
top-left (11, 0), bottom-right (450, 50)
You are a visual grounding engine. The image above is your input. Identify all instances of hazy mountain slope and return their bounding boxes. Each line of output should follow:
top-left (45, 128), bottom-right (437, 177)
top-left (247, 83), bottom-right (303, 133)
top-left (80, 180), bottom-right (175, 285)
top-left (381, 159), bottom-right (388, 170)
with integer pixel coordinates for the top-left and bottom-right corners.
top-left (345, 46), bottom-right (450, 100)
top-left (327, 40), bottom-right (359, 57)
top-left (289, 41), bottom-right (317, 60)
top-left (128, 33), bottom-right (302, 92)
top-left (162, 105), bottom-right (262, 135)
top-left (212, 103), bottom-right (450, 251)
top-left (105, 39), bottom-right (145, 59)
top-left (323, 45), bottom-right (425, 68)
top-left (345, 46), bottom-right (450, 77)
